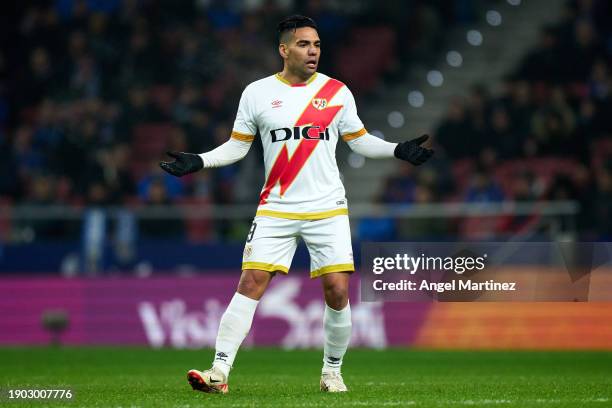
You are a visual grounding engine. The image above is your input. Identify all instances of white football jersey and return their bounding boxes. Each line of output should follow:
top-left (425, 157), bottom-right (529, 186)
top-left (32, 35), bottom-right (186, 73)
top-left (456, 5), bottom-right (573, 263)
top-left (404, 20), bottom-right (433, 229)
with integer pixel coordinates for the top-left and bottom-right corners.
top-left (232, 72), bottom-right (366, 220)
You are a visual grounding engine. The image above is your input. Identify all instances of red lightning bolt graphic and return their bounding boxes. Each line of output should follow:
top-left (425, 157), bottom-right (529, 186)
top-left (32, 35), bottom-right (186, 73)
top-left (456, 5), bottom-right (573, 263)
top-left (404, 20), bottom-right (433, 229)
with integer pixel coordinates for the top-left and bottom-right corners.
top-left (259, 79), bottom-right (344, 205)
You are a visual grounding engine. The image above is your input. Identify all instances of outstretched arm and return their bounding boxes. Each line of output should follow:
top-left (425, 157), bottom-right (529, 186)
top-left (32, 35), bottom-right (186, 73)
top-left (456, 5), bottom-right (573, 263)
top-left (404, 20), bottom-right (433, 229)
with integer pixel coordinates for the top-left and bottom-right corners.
top-left (159, 137), bottom-right (252, 177)
top-left (347, 133), bottom-right (433, 165)
top-left (161, 84), bottom-right (258, 177)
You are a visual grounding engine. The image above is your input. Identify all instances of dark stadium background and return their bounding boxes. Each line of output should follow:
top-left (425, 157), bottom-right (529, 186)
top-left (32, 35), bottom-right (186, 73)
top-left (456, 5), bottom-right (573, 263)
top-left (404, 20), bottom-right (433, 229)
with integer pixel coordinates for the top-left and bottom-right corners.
top-left (0, 1), bottom-right (611, 406)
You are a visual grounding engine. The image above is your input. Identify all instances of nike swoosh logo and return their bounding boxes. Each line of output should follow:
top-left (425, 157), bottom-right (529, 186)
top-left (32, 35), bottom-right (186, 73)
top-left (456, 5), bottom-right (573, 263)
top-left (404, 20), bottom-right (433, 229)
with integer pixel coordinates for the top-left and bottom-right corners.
top-left (209, 378), bottom-right (221, 384)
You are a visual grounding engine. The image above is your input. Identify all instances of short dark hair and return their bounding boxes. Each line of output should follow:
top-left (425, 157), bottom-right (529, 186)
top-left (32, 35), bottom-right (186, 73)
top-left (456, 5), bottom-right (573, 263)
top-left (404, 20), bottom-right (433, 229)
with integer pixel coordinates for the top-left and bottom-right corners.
top-left (277, 15), bottom-right (318, 43)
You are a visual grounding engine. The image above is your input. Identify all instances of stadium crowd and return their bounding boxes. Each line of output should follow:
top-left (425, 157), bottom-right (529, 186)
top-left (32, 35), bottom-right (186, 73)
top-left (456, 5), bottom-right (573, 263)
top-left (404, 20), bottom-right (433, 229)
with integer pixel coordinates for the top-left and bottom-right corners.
top-left (0, 0), bottom-right (610, 241)
top-left (1, 0), bottom-right (476, 241)
top-left (376, 0), bottom-right (612, 240)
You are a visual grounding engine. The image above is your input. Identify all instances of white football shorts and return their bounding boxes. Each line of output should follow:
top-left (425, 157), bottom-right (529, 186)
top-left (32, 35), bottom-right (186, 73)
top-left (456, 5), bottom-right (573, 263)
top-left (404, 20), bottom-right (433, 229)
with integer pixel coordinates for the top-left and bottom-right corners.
top-left (241, 215), bottom-right (355, 278)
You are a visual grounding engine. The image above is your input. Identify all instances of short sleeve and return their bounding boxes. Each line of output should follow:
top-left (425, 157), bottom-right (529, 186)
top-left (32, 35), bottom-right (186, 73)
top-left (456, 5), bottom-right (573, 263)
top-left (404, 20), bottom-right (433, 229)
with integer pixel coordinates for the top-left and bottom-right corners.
top-left (338, 88), bottom-right (367, 142)
top-left (232, 86), bottom-right (257, 142)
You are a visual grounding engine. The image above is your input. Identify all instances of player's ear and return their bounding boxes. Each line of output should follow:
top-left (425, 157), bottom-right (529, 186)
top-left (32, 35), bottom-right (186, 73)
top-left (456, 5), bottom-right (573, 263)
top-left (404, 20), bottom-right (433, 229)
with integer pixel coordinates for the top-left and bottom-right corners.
top-left (279, 43), bottom-right (289, 59)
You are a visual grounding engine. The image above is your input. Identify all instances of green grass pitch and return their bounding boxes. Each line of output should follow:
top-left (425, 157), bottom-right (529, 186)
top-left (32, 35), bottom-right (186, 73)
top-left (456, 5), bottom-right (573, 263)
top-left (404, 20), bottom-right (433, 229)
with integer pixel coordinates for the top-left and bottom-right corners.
top-left (0, 348), bottom-right (610, 407)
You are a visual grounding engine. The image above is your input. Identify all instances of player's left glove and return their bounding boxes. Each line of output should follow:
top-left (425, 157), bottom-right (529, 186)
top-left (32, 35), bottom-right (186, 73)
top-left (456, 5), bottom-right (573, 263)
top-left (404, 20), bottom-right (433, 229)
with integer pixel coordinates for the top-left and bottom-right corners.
top-left (159, 151), bottom-right (204, 177)
top-left (394, 134), bottom-right (434, 165)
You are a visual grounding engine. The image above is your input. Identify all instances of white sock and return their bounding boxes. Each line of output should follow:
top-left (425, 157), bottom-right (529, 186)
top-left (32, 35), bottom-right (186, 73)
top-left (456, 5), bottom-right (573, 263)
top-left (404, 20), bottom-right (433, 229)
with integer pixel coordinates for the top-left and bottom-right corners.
top-left (322, 301), bottom-right (352, 373)
top-left (212, 292), bottom-right (259, 378)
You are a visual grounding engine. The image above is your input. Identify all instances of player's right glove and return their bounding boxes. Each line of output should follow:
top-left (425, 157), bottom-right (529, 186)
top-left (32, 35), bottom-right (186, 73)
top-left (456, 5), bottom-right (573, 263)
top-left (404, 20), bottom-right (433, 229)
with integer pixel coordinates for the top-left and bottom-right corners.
top-left (159, 151), bottom-right (204, 177)
top-left (394, 134), bottom-right (434, 165)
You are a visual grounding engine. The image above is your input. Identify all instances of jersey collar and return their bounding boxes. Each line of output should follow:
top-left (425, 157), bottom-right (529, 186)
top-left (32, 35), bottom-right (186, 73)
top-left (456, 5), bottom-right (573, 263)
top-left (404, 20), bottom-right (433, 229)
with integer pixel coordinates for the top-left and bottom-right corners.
top-left (275, 72), bottom-right (318, 87)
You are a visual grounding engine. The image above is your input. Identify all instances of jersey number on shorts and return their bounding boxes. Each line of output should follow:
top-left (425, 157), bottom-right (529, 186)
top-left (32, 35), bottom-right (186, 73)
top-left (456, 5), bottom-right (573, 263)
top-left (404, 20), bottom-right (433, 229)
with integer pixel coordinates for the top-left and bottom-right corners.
top-left (246, 222), bottom-right (257, 243)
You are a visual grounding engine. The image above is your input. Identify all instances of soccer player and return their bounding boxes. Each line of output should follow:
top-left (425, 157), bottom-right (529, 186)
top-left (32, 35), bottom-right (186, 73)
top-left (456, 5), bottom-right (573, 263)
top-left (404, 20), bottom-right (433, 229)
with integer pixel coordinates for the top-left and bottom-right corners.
top-left (160, 15), bottom-right (433, 394)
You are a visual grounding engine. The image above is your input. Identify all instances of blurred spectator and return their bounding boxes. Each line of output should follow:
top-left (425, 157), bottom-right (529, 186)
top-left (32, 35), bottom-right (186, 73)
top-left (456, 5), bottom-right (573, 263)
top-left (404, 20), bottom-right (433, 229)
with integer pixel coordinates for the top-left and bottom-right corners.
top-left (487, 105), bottom-right (521, 159)
top-left (466, 85), bottom-right (488, 138)
top-left (137, 162), bottom-right (184, 202)
top-left (173, 82), bottom-right (208, 125)
top-left (563, 19), bottom-right (602, 81)
top-left (357, 196), bottom-right (396, 241)
top-left (139, 178), bottom-right (185, 238)
top-left (54, 115), bottom-right (103, 194)
top-left (20, 47), bottom-right (56, 108)
top-left (0, 141), bottom-right (21, 198)
top-left (191, 171), bottom-right (213, 199)
top-left (115, 84), bottom-right (163, 140)
top-left (381, 162), bottom-right (416, 204)
top-left (69, 54), bottom-right (101, 99)
top-left (33, 99), bottom-right (64, 150)
top-left (511, 171), bottom-right (538, 202)
top-left (507, 80), bottom-right (533, 139)
top-left (397, 183), bottom-right (448, 239)
top-left (436, 98), bottom-right (478, 159)
top-left (85, 181), bottom-right (111, 206)
top-left (464, 169), bottom-right (504, 203)
top-left (515, 27), bottom-right (562, 83)
top-left (495, 172), bottom-right (539, 234)
top-left (589, 60), bottom-right (611, 102)
top-left (18, 174), bottom-right (69, 240)
top-left (531, 87), bottom-right (576, 156)
top-left (593, 169), bottom-right (612, 238)
top-left (183, 110), bottom-right (215, 152)
top-left (99, 144), bottom-right (135, 203)
top-left (547, 174), bottom-right (578, 201)
top-left (13, 125), bottom-right (46, 179)
top-left (120, 20), bottom-right (159, 86)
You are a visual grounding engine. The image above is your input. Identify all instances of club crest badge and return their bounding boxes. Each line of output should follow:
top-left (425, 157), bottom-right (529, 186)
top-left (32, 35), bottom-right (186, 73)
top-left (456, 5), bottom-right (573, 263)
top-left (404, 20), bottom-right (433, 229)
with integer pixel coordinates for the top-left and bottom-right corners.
top-left (312, 98), bottom-right (328, 110)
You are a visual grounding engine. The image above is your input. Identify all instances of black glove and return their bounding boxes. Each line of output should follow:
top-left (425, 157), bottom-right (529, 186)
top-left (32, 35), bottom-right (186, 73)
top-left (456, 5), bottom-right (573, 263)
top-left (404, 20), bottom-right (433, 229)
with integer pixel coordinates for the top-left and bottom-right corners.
top-left (159, 151), bottom-right (204, 177)
top-left (394, 134), bottom-right (434, 165)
